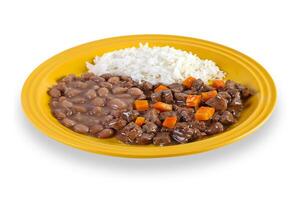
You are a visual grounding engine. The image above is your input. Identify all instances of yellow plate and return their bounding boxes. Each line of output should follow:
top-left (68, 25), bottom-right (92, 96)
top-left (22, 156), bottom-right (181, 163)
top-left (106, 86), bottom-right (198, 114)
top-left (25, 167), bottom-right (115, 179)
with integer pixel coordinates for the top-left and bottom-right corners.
top-left (21, 34), bottom-right (276, 158)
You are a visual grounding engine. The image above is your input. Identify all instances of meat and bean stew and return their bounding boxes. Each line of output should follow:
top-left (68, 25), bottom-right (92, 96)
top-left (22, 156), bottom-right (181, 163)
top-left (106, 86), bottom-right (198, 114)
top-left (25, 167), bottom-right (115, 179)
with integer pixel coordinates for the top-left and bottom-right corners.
top-left (48, 72), bottom-right (253, 146)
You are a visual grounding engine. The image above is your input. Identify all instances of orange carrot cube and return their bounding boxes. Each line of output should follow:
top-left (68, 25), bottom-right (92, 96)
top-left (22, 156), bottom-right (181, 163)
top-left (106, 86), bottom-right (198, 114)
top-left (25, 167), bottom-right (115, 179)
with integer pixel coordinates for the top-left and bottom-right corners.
top-left (154, 85), bottom-right (169, 93)
top-left (162, 116), bottom-right (177, 129)
top-left (201, 90), bottom-right (218, 101)
top-left (186, 95), bottom-right (202, 107)
top-left (195, 106), bottom-right (215, 121)
top-left (182, 76), bottom-right (196, 88)
top-left (212, 79), bottom-right (225, 89)
top-left (134, 100), bottom-right (149, 111)
top-left (153, 102), bottom-right (172, 111)
top-left (135, 117), bottom-right (145, 126)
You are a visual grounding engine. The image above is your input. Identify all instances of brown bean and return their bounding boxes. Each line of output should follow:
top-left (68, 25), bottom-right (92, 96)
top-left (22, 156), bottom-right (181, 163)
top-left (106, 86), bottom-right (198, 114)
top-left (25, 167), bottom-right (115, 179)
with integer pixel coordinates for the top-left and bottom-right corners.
top-left (97, 87), bottom-right (109, 97)
top-left (48, 88), bottom-right (61, 97)
top-left (61, 74), bottom-right (76, 83)
top-left (91, 97), bottom-right (106, 106)
top-left (114, 94), bottom-right (132, 99)
top-left (85, 89), bottom-right (97, 99)
top-left (120, 75), bottom-right (132, 81)
top-left (112, 86), bottom-right (128, 94)
top-left (56, 82), bottom-right (67, 92)
top-left (73, 124), bottom-right (89, 133)
top-left (53, 109), bottom-right (66, 119)
top-left (50, 100), bottom-right (59, 108)
top-left (97, 129), bottom-right (114, 138)
top-left (92, 85), bottom-right (100, 90)
top-left (99, 82), bottom-right (113, 90)
top-left (86, 80), bottom-right (97, 86)
top-left (122, 81), bottom-right (134, 88)
top-left (72, 113), bottom-right (83, 121)
top-left (61, 100), bottom-right (73, 108)
top-left (72, 105), bottom-right (87, 113)
top-left (102, 115), bottom-right (114, 123)
top-left (108, 98), bottom-right (127, 109)
top-left (89, 106), bottom-right (102, 115)
top-left (61, 118), bottom-right (76, 127)
top-left (58, 96), bottom-right (67, 102)
top-left (65, 88), bottom-right (81, 97)
top-left (81, 118), bottom-right (99, 127)
top-left (90, 76), bottom-right (105, 82)
top-left (80, 72), bottom-right (94, 80)
top-left (65, 109), bottom-right (73, 117)
top-left (89, 124), bottom-right (104, 134)
top-left (128, 87), bottom-right (143, 96)
top-left (71, 81), bottom-right (88, 89)
top-left (70, 97), bottom-right (86, 104)
top-left (108, 76), bottom-right (120, 84)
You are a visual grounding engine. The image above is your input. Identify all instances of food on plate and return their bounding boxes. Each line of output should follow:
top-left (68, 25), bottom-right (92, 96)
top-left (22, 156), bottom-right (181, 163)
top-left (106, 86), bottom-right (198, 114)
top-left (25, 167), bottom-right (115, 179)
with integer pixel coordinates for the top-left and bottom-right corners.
top-left (48, 73), bottom-right (253, 146)
top-left (48, 44), bottom-right (253, 146)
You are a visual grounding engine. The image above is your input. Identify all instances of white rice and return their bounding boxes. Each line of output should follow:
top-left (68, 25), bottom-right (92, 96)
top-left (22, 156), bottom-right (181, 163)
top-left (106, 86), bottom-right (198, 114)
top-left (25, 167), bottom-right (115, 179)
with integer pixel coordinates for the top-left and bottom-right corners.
top-left (87, 43), bottom-right (225, 84)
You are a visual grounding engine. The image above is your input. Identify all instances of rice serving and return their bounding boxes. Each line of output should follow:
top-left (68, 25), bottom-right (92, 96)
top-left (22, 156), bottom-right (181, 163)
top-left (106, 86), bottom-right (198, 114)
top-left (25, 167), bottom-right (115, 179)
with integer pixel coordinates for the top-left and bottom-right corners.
top-left (87, 43), bottom-right (225, 84)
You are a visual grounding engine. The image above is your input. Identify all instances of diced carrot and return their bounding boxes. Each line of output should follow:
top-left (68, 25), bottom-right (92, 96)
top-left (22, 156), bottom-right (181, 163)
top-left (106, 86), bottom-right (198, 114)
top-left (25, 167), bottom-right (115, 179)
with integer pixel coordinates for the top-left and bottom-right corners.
top-left (195, 107), bottom-right (215, 121)
top-left (186, 95), bottom-right (202, 107)
top-left (153, 102), bottom-right (172, 111)
top-left (182, 76), bottom-right (196, 88)
top-left (154, 85), bottom-right (169, 93)
top-left (201, 90), bottom-right (218, 101)
top-left (134, 100), bottom-right (149, 111)
top-left (162, 116), bottom-right (177, 129)
top-left (135, 117), bottom-right (145, 126)
top-left (212, 79), bottom-right (225, 89)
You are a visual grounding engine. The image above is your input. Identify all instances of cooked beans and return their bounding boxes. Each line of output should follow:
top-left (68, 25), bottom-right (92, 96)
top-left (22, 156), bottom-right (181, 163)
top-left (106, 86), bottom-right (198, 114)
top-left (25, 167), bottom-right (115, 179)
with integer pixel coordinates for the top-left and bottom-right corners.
top-left (97, 87), bottom-right (109, 97)
top-left (91, 97), bottom-right (106, 106)
top-left (61, 118), bottom-right (76, 127)
top-left (108, 76), bottom-right (120, 84)
top-left (89, 106), bottom-right (102, 115)
top-left (99, 82), bottom-right (113, 90)
top-left (72, 81), bottom-right (88, 89)
top-left (128, 87), bottom-right (143, 96)
top-left (85, 89), bottom-right (97, 99)
top-left (50, 100), bottom-right (59, 108)
top-left (49, 73), bottom-right (253, 146)
top-left (89, 124), bottom-right (104, 134)
top-left (72, 105), bottom-right (87, 113)
top-left (71, 97), bottom-right (86, 104)
top-left (97, 129), bottom-right (114, 138)
top-left (53, 109), bottom-right (66, 119)
top-left (112, 86), bottom-right (128, 94)
top-left (73, 124), bottom-right (89, 133)
top-left (65, 88), bottom-right (81, 97)
top-left (108, 98), bottom-right (127, 109)
top-left (61, 100), bottom-right (73, 108)
top-left (48, 88), bottom-right (61, 97)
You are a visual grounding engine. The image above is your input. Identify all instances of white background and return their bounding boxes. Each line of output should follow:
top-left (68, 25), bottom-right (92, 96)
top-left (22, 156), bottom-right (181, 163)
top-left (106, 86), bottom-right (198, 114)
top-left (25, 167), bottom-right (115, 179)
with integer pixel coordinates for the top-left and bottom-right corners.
top-left (0, 0), bottom-right (299, 199)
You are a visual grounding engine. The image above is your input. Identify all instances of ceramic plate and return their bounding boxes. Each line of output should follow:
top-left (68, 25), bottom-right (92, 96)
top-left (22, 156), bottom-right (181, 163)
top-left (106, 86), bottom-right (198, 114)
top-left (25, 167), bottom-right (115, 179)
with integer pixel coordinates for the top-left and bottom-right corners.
top-left (21, 35), bottom-right (276, 158)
